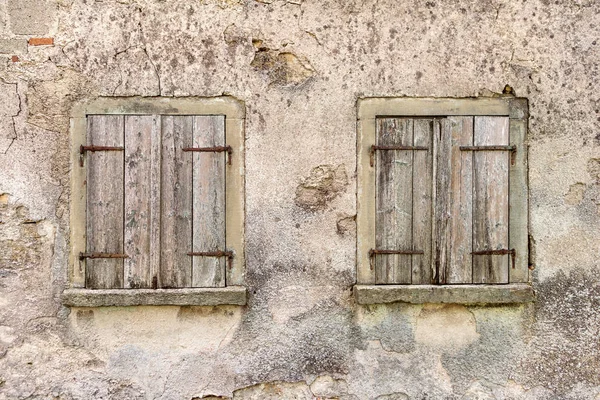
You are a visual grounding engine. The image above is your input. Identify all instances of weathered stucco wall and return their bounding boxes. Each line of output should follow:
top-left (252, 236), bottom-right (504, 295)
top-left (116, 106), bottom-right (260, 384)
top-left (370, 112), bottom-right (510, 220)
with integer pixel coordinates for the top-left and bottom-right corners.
top-left (0, 0), bottom-right (599, 398)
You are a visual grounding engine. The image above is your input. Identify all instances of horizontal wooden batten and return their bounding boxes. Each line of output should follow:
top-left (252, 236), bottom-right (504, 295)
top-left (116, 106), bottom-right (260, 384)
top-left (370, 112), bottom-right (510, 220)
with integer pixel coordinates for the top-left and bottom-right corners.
top-left (62, 287), bottom-right (247, 307)
top-left (354, 284), bottom-right (535, 305)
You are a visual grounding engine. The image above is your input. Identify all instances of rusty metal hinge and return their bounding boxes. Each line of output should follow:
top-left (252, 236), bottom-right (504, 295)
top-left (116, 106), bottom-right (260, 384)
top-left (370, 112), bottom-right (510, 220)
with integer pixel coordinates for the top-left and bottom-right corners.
top-left (183, 146), bottom-right (233, 165)
top-left (79, 145), bottom-right (124, 167)
top-left (188, 250), bottom-right (234, 269)
top-left (370, 145), bottom-right (428, 167)
top-left (459, 145), bottom-right (516, 152)
top-left (368, 248), bottom-right (424, 270)
top-left (471, 249), bottom-right (516, 269)
top-left (79, 252), bottom-right (129, 260)
top-left (459, 146), bottom-right (517, 165)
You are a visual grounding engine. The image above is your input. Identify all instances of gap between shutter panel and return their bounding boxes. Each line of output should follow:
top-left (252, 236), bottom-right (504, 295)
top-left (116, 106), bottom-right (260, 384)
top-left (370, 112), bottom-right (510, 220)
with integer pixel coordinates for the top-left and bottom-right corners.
top-left (435, 117), bottom-right (474, 284)
top-left (472, 116), bottom-right (510, 284)
top-left (191, 116), bottom-right (226, 288)
top-left (412, 119), bottom-right (433, 284)
top-left (86, 115), bottom-right (125, 289)
top-left (160, 116), bottom-right (193, 288)
top-left (375, 118), bottom-right (413, 284)
top-left (124, 116), bottom-right (160, 289)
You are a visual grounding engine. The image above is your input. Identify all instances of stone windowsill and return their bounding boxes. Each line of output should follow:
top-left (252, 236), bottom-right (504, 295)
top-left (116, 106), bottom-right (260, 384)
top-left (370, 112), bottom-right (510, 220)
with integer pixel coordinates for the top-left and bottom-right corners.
top-left (354, 284), bottom-right (534, 305)
top-left (62, 286), bottom-right (247, 307)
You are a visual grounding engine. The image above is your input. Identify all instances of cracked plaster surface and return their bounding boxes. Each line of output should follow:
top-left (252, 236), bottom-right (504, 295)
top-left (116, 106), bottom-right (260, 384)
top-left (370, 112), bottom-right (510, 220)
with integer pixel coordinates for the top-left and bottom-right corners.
top-left (0, 0), bottom-right (599, 399)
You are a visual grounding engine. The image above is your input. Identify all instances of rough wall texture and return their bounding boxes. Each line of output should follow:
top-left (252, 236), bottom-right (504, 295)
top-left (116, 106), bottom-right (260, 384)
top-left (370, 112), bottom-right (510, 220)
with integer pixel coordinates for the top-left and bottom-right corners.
top-left (0, 0), bottom-right (599, 399)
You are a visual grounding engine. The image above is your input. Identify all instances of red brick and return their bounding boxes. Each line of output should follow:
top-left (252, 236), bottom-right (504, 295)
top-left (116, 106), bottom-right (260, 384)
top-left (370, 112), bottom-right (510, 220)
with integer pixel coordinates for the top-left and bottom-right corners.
top-left (28, 38), bottom-right (54, 46)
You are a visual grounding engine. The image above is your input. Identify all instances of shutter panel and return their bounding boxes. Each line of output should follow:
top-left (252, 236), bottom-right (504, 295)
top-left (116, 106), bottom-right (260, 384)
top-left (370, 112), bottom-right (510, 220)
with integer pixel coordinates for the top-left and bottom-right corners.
top-left (124, 116), bottom-right (161, 288)
top-left (191, 116), bottom-right (226, 287)
top-left (375, 118), bottom-right (413, 284)
top-left (160, 116), bottom-right (193, 288)
top-left (86, 115), bottom-right (125, 289)
top-left (435, 117), bottom-right (474, 284)
top-left (411, 119), bottom-right (434, 284)
top-left (472, 116), bottom-right (510, 283)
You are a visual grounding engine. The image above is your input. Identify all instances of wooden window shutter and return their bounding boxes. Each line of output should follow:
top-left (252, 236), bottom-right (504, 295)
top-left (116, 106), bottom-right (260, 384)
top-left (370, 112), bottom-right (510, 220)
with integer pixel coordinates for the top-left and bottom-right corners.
top-left (357, 97), bottom-right (529, 294)
top-left (159, 115), bottom-right (227, 288)
top-left (375, 115), bottom-right (511, 285)
top-left (374, 118), bottom-right (433, 284)
top-left (124, 116), bottom-right (161, 289)
top-left (85, 115), bottom-right (125, 289)
top-left (190, 116), bottom-right (226, 288)
top-left (85, 115), bottom-right (227, 289)
top-left (160, 116), bottom-right (194, 288)
top-left (435, 117), bottom-right (474, 284)
top-left (435, 116), bottom-right (510, 284)
top-left (471, 116), bottom-right (510, 283)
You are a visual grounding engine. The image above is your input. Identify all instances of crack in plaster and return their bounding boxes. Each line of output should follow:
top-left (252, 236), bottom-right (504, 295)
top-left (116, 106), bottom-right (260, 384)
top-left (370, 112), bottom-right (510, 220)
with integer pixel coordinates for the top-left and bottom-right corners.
top-left (141, 46), bottom-right (161, 96)
top-left (1, 80), bottom-right (22, 155)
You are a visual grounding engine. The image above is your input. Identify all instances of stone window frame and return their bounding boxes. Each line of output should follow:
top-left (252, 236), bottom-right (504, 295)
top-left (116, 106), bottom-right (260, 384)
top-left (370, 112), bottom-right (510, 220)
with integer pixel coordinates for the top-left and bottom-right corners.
top-left (354, 96), bottom-right (535, 305)
top-left (63, 97), bottom-right (246, 307)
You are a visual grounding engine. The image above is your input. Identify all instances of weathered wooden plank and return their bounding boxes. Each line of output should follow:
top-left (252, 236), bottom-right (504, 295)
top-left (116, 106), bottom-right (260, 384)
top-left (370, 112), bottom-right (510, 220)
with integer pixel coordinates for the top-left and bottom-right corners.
top-left (376, 118), bottom-right (413, 284)
top-left (411, 119), bottom-right (433, 284)
top-left (435, 117), bottom-right (473, 284)
top-left (448, 117), bottom-right (474, 283)
top-left (509, 118), bottom-right (529, 282)
top-left (192, 116), bottom-right (226, 287)
top-left (149, 116), bottom-right (162, 288)
top-left (160, 116), bottom-right (193, 288)
top-left (86, 115), bottom-right (125, 289)
top-left (473, 116), bottom-right (510, 284)
top-left (70, 117), bottom-right (87, 288)
top-left (223, 117), bottom-right (245, 286)
top-left (124, 116), bottom-right (160, 288)
top-left (357, 119), bottom-right (377, 284)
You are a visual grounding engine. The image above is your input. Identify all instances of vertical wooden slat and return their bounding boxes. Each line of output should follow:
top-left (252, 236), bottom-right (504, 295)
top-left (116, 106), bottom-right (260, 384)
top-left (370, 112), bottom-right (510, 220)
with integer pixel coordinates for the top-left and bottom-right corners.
top-left (149, 116), bottom-right (162, 288)
top-left (412, 119), bottom-right (433, 284)
top-left (160, 116), bottom-right (193, 288)
top-left (86, 115), bottom-right (124, 289)
top-left (70, 117), bottom-right (87, 288)
top-left (508, 108), bottom-right (529, 283)
top-left (473, 116), bottom-right (510, 284)
top-left (435, 117), bottom-right (473, 284)
top-left (124, 116), bottom-right (160, 288)
top-left (357, 118), bottom-right (377, 284)
top-left (375, 118), bottom-right (413, 284)
top-left (224, 116), bottom-right (245, 286)
top-left (192, 116), bottom-right (226, 287)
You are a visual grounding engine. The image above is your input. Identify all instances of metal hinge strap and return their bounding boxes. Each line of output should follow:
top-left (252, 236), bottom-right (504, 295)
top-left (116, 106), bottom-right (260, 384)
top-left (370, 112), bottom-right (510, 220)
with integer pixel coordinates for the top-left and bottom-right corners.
top-left (183, 146), bottom-right (233, 165)
top-left (188, 250), bottom-right (234, 269)
top-left (368, 248), bottom-right (424, 270)
top-left (79, 252), bottom-right (129, 260)
top-left (471, 248), bottom-right (516, 269)
top-left (79, 145), bottom-right (124, 167)
top-left (370, 145), bottom-right (428, 167)
top-left (459, 145), bottom-right (516, 152)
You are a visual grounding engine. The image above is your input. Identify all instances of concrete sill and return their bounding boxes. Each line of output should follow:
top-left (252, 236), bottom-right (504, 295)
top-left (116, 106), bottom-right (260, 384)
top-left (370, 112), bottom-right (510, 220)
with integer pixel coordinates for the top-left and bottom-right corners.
top-left (62, 286), bottom-right (247, 307)
top-left (354, 284), bottom-right (534, 305)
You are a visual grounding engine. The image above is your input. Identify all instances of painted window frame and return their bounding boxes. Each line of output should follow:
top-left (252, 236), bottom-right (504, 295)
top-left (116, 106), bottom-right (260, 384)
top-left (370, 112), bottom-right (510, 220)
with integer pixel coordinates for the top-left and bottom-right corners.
top-left (355, 96), bottom-right (534, 305)
top-left (63, 97), bottom-right (246, 307)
